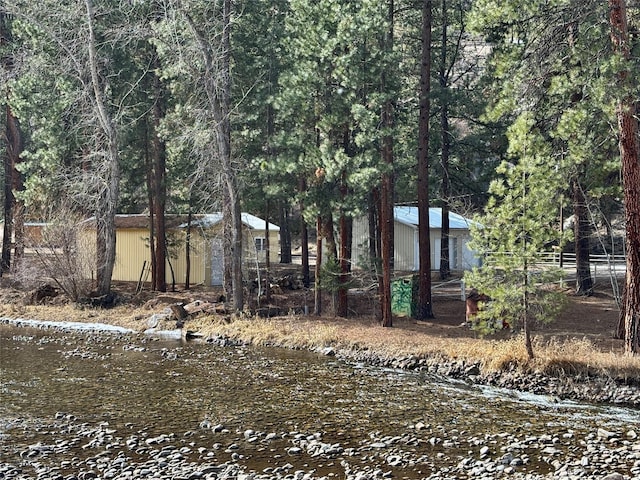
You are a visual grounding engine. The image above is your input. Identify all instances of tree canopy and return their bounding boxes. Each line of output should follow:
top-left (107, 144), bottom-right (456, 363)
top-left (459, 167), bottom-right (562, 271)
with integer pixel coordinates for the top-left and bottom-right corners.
top-left (0, 0), bottom-right (638, 347)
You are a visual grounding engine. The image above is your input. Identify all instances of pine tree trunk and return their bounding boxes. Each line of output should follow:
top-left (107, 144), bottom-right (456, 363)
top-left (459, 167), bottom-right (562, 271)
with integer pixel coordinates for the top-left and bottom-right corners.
top-left (380, 175), bottom-right (393, 327)
top-left (439, 0), bottom-right (450, 281)
top-left (12, 201), bottom-right (24, 272)
top-left (314, 216), bottom-right (323, 316)
top-left (415, 0), bottom-right (434, 320)
top-left (336, 212), bottom-right (352, 318)
top-left (370, 189), bottom-right (382, 320)
top-left (369, 189), bottom-right (380, 268)
top-left (379, 0), bottom-right (395, 328)
top-left (523, 259), bottom-right (534, 359)
top-left (1, 153), bottom-right (13, 273)
top-left (609, 0), bottom-right (640, 354)
top-left (322, 213), bottom-right (337, 314)
top-left (264, 203), bottom-right (271, 303)
top-left (151, 65), bottom-right (167, 293)
top-left (279, 203), bottom-right (292, 264)
top-left (7, 112), bottom-right (24, 273)
top-left (572, 175), bottom-right (593, 296)
top-left (299, 177), bottom-right (310, 288)
top-left (145, 129), bottom-right (157, 291)
top-left (323, 213), bottom-right (337, 260)
top-left (3, 103), bottom-right (23, 274)
top-left (1, 15), bottom-right (23, 275)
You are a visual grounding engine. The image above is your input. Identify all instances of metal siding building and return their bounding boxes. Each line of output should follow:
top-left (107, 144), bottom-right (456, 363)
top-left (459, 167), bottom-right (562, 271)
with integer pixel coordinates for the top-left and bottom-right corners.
top-left (177, 213), bottom-right (281, 286)
top-left (84, 213), bottom-right (280, 286)
top-left (351, 206), bottom-right (480, 272)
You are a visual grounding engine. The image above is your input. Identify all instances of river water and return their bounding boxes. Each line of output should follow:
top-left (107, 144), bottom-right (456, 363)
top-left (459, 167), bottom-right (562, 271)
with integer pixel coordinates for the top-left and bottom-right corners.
top-left (1, 323), bottom-right (640, 479)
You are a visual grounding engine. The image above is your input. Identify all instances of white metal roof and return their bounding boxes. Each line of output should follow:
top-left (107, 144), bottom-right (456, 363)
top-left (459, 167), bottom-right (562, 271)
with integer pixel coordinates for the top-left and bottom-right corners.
top-left (187, 212), bottom-right (280, 231)
top-left (394, 206), bottom-right (476, 230)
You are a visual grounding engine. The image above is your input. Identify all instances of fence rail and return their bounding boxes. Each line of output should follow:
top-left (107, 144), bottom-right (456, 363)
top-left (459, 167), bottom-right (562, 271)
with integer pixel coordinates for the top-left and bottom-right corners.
top-left (484, 251), bottom-right (627, 268)
top-left (534, 252), bottom-right (626, 267)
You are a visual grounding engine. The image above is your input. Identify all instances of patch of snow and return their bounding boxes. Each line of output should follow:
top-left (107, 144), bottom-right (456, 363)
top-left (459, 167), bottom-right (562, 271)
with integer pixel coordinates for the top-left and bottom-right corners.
top-left (143, 328), bottom-right (183, 340)
top-left (0, 317), bottom-right (135, 334)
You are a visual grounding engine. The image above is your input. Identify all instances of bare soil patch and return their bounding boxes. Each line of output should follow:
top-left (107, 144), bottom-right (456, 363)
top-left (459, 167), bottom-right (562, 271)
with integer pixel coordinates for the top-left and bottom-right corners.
top-left (229, 274), bottom-right (625, 355)
top-left (414, 282), bottom-right (622, 353)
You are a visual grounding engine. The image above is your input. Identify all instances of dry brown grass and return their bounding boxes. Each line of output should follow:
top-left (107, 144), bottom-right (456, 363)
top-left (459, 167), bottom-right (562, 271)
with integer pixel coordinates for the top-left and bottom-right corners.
top-left (186, 313), bottom-right (640, 380)
top-left (534, 336), bottom-right (640, 379)
top-left (3, 279), bottom-right (640, 381)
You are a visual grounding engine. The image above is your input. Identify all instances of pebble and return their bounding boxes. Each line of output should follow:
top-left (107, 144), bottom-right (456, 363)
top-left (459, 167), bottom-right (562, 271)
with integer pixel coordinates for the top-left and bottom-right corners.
top-left (4, 327), bottom-right (640, 480)
top-left (3, 417), bottom-right (632, 480)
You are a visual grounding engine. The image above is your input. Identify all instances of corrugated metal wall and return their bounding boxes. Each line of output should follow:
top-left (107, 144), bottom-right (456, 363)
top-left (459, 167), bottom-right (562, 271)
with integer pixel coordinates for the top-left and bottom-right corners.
top-left (93, 225), bottom-right (280, 286)
top-left (351, 215), bottom-right (477, 272)
top-left (394, 222), bottom-right (417, 270)
top-left (351, 216), bottom-right (417, 271)
top-left (113, 229), bottom-right (152, 282)
top-left (351, 216), bottom-right (369, 269)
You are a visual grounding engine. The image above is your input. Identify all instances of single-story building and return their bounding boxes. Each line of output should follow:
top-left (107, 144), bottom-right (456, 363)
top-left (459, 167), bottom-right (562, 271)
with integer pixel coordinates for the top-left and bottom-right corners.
top-left (83, 213), bottom-right (280, 286)
top-left (0, 221), bottom-right (49, 247)
top-left (351, 206), bottom-right (480, 272)
top-left (180, 213), bottom-right (280, 286)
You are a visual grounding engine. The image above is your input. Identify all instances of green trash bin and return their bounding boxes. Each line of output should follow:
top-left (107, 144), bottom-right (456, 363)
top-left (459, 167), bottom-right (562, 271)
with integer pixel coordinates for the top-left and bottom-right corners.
top-left (391, 277), bottom-right (415, 316)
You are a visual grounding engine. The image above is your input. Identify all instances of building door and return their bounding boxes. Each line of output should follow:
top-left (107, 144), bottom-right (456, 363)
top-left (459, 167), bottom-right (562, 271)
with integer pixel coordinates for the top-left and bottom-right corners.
top-left (211, 238), bottom-right (224, 286)
top-left (433, 236), bottom-right (458, 270)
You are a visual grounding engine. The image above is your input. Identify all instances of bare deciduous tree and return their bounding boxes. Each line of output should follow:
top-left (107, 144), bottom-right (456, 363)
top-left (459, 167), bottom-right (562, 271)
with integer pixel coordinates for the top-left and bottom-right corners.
top-left (152, 0), bottom-right (243, 311)
top-left (22, 205), bottom-right (93, 301)
top-left (5, 0), bottom-right (132, 296)
top-left (84, 0), bottom-right (119, 296)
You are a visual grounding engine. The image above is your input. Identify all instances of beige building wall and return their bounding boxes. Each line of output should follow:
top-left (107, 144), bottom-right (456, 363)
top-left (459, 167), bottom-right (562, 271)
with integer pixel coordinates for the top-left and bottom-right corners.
top-left (168, 230), bottom-right (207, 286)
top-left (351, 216), bottom-right (417, 271)
top-left (132, 224), bottom-right (280, 287)
top-left (111, 228), bottom-right (153, 282)
top-left (351, 216), bottom-right (475, 272)
top-left (83, 221), bottom-right (280, 287)
top-left (394, 222), bottom-right (417, 271)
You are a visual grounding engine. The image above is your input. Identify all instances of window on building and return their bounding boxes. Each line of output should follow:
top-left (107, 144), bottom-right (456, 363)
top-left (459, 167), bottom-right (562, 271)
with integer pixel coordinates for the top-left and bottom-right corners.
top-left (255, 237), bottom-right (266, 252)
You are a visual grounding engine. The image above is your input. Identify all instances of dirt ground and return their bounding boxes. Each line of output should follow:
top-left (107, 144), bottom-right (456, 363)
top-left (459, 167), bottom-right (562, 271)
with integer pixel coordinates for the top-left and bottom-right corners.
top-left (2, 264), bottom-right (623, 357)
top-left (418, 284), bottom-right (622, 352)
top-left (112, 271), bottom-right (624, 354)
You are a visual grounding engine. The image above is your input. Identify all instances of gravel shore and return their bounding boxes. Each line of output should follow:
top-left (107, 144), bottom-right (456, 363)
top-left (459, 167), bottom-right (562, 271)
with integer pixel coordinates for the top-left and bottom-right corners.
top-left (2, 319), bottom-right (640, 479)
top-left (2, 410), bottom-right (639, 480)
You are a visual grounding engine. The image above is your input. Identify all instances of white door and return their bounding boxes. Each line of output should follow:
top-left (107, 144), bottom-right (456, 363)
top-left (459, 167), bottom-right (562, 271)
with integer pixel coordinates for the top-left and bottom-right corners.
top-left (433, 236), bottom-right (457, 270)
top-left (433, 238), bottom-right (441, 270)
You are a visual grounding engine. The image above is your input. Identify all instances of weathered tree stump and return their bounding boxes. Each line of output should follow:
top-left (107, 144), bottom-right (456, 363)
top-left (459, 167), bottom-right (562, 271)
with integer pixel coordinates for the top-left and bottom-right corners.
top-left (170, 303), bottom-right (189, 328)
top-left (28, 284), bottom-right (58, 305)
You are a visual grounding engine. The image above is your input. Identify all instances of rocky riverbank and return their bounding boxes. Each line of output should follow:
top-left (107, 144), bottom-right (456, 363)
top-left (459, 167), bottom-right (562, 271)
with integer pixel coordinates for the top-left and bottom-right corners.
top-left (1, 406), bottom-right (639, 480)
top-left (3, 313), bottom-right (640, 408)
top-left (338, 348), bottom-right (640, 408)
top-left (2, 273), bottom-right (638, 412)
top-left (2, 320), bottom-right (640, 479)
